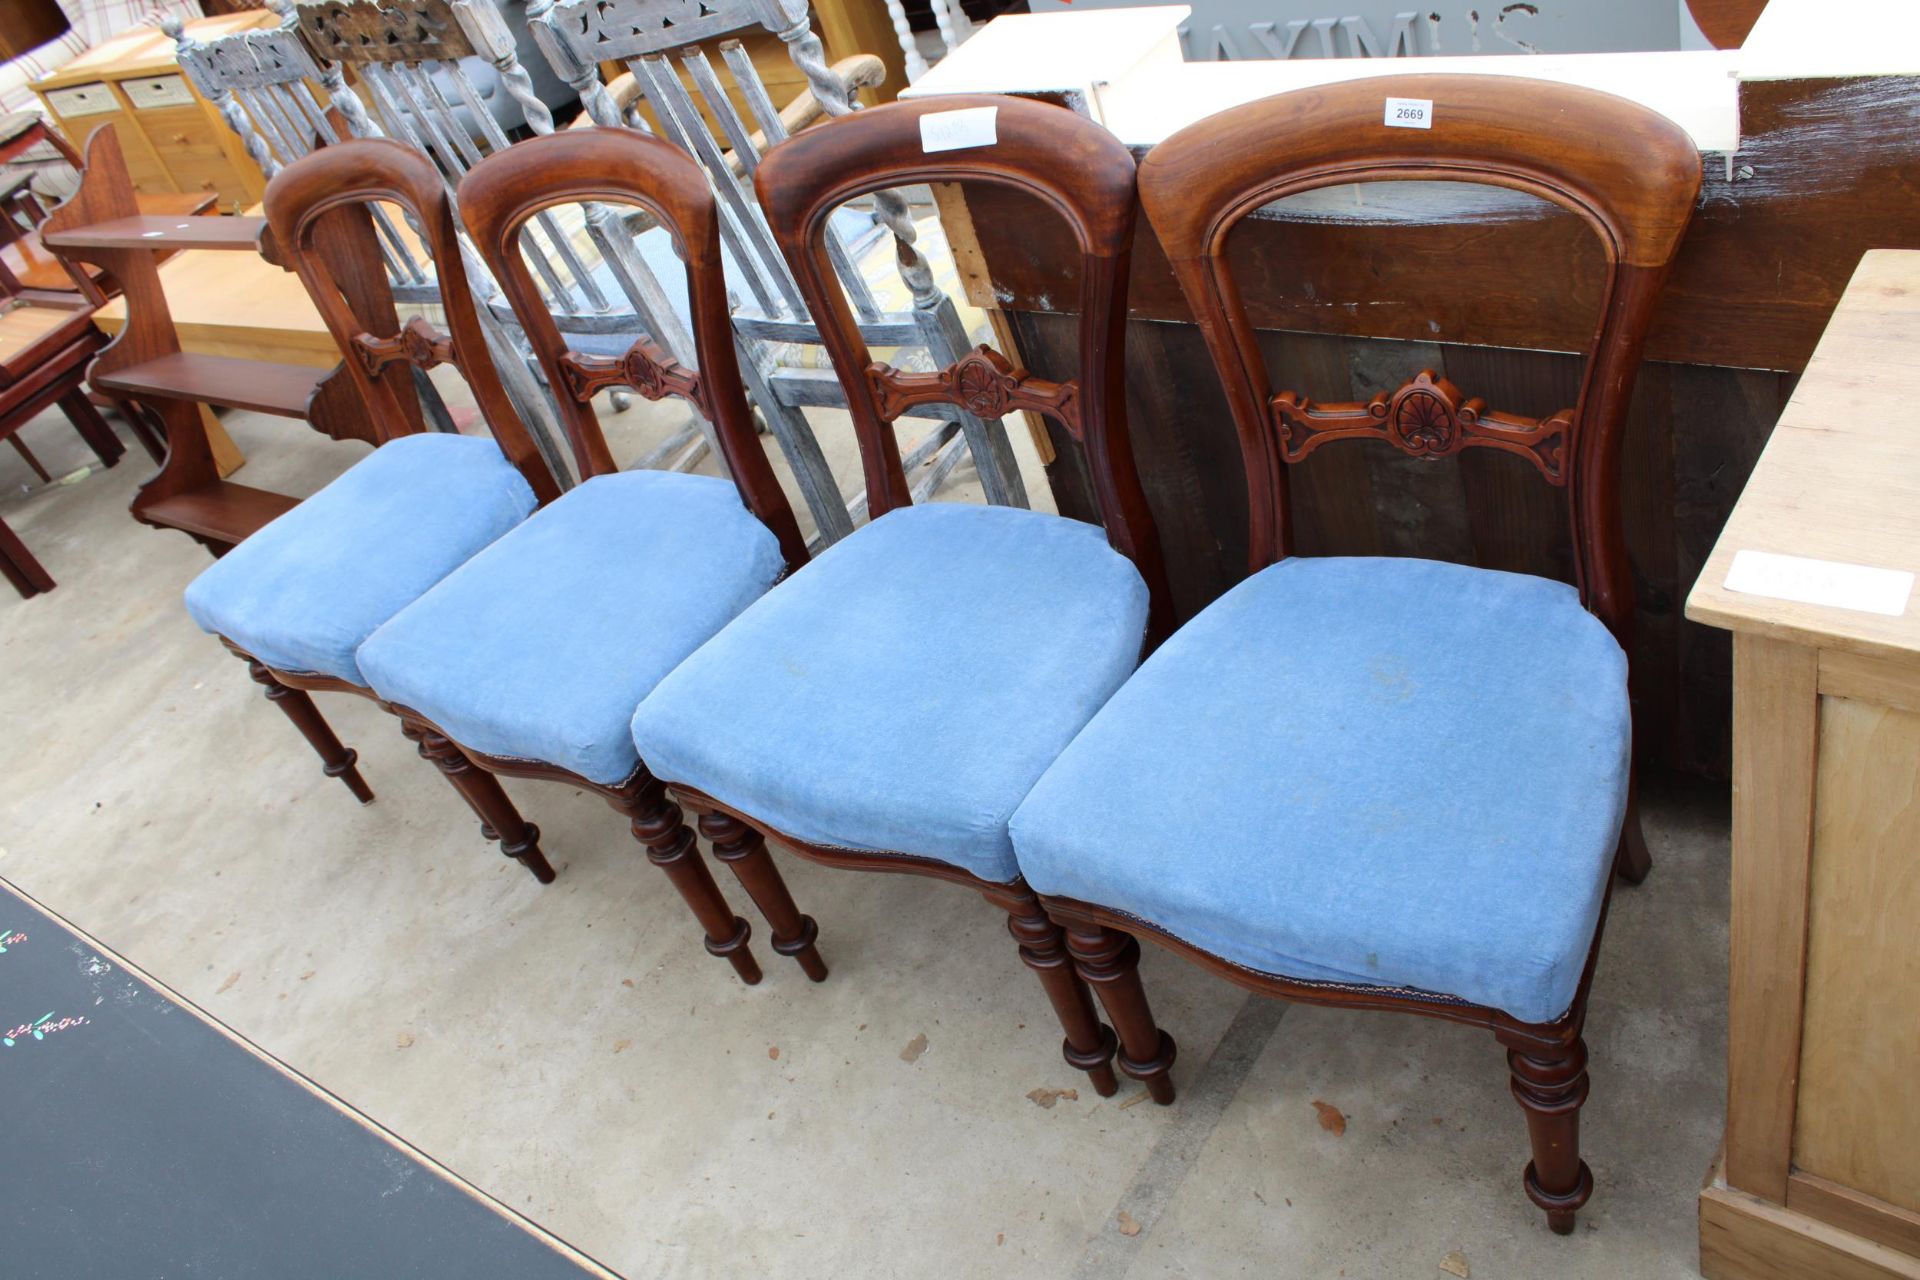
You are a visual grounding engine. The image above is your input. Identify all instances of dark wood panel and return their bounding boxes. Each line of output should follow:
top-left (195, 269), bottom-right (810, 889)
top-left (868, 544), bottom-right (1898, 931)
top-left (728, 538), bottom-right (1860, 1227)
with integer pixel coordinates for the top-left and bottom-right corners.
top-left (973, 77), bottom-right (1920, 375)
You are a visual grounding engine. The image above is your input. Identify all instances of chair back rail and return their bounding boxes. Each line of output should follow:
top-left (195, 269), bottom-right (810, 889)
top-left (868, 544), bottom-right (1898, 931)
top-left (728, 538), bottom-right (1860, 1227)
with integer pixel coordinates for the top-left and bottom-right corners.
top-left (755, 94), bottom-right (1169, 636)
top-left (457, 127), bottom-right (808, 572)
top-left (1137, 73), bottom-right (1700, 644)
top-left (263, 138), bottom-right (561, 505)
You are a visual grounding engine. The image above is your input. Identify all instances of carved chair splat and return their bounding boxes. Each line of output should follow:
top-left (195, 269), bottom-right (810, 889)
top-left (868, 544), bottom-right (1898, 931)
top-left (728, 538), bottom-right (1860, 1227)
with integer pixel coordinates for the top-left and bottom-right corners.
top-left (626, 96), bottom-right (1171, 1097)
top-left (1015, 74), bottom-right (1702, 1232)
top-left (327, 127), bottom-right (825, 984)
top-left (528, 0), bottom-right (1031, 545)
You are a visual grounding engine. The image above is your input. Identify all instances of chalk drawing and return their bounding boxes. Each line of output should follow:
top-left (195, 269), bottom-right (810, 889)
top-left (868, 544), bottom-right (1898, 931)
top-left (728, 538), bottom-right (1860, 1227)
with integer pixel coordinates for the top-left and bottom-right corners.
top-left (3, 1011), bottom-right (89, 1047)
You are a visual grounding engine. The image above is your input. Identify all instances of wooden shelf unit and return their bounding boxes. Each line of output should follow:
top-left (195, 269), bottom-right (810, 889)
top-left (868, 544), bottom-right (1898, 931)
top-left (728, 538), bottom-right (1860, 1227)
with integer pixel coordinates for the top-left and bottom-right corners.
top-left (40, 127), bottom-right (365, 552)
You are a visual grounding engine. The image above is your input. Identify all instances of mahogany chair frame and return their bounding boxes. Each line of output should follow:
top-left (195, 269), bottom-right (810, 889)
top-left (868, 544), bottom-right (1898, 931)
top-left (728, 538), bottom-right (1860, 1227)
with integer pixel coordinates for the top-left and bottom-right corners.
top-left (245, 137), bottom-right (562, 873)
top-left (381, 127), bottom-right (821, 985)
top-left (1037, 75), bottom-right (1702, 1231)
top-left (630, 95), bottom-right (1174, 1092)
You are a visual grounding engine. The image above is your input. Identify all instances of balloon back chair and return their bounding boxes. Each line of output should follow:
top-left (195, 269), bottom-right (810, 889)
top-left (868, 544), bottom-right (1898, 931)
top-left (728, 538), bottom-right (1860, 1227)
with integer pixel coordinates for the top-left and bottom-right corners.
top-left (183, 137), bottom-right (561, 881)
top-left (1010, 75), bottom-right (1701, 1230)
top-left (629, 95), bottom-right (1175, 1096)
top-left (345, 127), bottom-right (825, 986)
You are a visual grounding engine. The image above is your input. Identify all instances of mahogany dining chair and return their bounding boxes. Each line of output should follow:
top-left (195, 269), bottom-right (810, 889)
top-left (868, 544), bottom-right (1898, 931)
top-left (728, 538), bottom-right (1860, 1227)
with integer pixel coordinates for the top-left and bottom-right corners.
top-left (183, 138), bottom-right (560, 874)
top-left (347, 128), bottom-right (826, 987)
top-left (1009, 75), bottom-right (1701, 1230)
top-left (629, 96), bottom-right (1176, 1096)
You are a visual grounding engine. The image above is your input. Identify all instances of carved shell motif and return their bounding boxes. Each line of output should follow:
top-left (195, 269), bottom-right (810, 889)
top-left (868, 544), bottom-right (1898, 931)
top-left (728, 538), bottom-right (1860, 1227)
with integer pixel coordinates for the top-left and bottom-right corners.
top-left (622, 345), bottom-right (668, 399)
top-left (1388, 379), bottom-right (1460, 456)
top-left (954, 353), bottom-right (1010, 417)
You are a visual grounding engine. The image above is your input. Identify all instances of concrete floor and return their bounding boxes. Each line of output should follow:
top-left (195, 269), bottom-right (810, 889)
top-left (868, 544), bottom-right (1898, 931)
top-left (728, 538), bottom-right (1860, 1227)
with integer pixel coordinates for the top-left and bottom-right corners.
top-left (0, 401), bottom-right (1731, 1278)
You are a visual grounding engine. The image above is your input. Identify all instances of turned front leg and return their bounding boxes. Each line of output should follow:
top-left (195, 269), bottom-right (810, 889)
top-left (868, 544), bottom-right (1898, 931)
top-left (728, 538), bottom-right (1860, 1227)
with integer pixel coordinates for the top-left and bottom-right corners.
top-left (697, 810), bottom-right (827, 981)
top-left (245, 657), bottom-right (373, 804)
top-left (618, 776), bottom-right (760, 985)
top-left (1066, 922), bottom-right (1177, 1105)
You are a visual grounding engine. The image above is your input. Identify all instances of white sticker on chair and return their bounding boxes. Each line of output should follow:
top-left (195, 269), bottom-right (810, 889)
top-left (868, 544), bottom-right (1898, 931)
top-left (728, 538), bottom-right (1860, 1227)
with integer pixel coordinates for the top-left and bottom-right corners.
top-left (920, 106), bottom-right (999, 154)
top-left (1724, 549), bottom-right (1914, 616)
top-left (1384, 97), bottom-right (1433, 129)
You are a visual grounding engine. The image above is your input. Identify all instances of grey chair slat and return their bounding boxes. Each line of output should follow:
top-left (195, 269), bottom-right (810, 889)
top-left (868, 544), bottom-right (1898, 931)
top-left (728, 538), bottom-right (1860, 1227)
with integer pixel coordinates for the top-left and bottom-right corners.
top-left (679, 45), bottom-right (898, 333)
top-left (424, 60), bottom-right (613, 316)
top-left (731, 313), bottom-right (920, 347)
top-left (397, 61), bottom-right (486, 168)
top-left (236, 86), bottom-right (301, 164)
top-left (681, 49), bottom-right (760, 176)
top-left (627, 55), bottom-right (794, 319)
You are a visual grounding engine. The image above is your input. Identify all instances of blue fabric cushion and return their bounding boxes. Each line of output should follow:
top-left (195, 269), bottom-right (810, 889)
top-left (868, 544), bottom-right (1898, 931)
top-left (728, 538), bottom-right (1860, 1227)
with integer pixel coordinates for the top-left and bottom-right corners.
top-left (183, 434), bottom-right (537, 685)
top-left (1010, 557), bottom-right (1631, 1025)
top-left (356, 471), bottom-right (785, 786)
top-left (630, 503), bottom-right (1151, 883)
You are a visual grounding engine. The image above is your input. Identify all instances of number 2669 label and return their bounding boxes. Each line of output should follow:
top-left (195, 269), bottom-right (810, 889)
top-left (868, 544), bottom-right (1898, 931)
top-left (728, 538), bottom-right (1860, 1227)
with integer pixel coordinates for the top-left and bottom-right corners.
top-left (1384, 97), bottom-right (1433, 129)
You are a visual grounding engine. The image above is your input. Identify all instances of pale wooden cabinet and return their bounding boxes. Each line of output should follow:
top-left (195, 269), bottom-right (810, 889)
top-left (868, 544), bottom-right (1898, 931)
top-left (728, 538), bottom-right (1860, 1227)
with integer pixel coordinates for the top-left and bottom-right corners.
top-left (1689, 249), bottom-right (1920, 1280)
top-left (31, 12), bottom-right (275, 210)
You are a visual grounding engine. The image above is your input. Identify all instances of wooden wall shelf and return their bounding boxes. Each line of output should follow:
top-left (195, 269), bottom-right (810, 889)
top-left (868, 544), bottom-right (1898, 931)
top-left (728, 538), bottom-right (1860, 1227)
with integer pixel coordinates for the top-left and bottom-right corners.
top-left (41, 127), bottom-right (363, 552)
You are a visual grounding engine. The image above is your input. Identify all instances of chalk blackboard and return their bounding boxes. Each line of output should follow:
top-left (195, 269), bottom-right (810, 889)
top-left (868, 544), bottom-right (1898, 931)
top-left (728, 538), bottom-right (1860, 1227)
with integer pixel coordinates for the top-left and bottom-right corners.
top-left (0, 878), bottom-right (621, 1280)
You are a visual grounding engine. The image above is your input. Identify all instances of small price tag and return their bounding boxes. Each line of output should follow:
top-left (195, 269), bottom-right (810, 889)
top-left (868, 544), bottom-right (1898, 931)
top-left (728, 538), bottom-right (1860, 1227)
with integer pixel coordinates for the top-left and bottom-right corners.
top-left (1384, 97), bottom-right (1433, 129)
top-left (919, 106), bottom-right (998, 153)
top-left (1724, 549), bottom-right (1915, 617)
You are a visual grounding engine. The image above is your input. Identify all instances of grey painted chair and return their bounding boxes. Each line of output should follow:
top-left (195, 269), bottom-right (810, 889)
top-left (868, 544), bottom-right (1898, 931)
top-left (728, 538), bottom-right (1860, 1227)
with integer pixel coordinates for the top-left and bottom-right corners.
top-left (168, 0), bottom-right (582, 481)
top-left (290, 0), bottom-right (753, 485)
top-left (528, 0), bottom-right (1029, 544)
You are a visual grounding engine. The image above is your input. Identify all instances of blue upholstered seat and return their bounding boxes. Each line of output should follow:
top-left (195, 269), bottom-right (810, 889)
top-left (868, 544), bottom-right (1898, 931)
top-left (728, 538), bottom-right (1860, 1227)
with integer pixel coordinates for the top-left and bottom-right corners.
top-left (356, 471), bottom-right (785, 786)
top-left (1009, 557), bottom-right (1631, 1025)
top-left (629, 503), bottom-right (1151, 883)
top-left (183, 434), bottom-right (537, 685)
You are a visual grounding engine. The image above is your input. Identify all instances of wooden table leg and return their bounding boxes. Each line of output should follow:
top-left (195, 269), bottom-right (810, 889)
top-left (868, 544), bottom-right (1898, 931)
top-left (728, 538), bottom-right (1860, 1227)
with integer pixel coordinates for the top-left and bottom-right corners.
top-left (0, 516), bottom-right (54, 598)
top-left (199, 404), bottom-right (244, 478)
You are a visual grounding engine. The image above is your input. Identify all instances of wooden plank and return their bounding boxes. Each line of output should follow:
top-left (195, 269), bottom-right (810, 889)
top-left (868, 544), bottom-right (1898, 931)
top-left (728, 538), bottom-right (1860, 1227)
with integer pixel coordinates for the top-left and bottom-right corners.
top-left (1671, 362), bottom-right (1787, 776)
top-left (43, 215), bottom-right (267, 252)
top-left (1702, 1174), bottom-right (1920, 1280)
top-left (1724, 631), bottom-right (1820, 1202)
top-left (1262, 330), bottom-right (1374, 561)
top-left (1790, 1173), bottom-right (1920, 1261)
top-left (94, 247), bottom-right (342, 370)
top-left (1792, 695), bottom-right (1920, 1214)
top-left (140, 481), bottom-right (299, 544)
top-left (1345, 338), bottom-right (1476, 565)
top-left (94, 353), bottom-right (326, 419)
top-left (1821, 649), bottom-right (1920, 716)
top-left (1616, 356), bottom-right (1681, 763)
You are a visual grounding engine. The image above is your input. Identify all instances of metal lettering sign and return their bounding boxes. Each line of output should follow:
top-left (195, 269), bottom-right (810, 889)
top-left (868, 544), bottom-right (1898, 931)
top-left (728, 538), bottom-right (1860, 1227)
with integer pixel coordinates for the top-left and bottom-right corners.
top-left (1023, 1), bottom-right (1686, 61)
